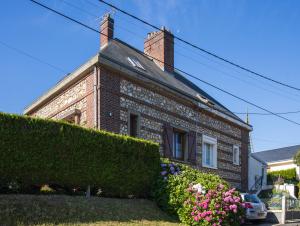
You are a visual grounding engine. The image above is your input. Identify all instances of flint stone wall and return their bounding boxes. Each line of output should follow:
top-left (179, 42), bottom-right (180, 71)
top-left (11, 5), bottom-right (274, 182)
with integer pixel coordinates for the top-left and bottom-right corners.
top-left (120, 79), bottom-right (244, 188)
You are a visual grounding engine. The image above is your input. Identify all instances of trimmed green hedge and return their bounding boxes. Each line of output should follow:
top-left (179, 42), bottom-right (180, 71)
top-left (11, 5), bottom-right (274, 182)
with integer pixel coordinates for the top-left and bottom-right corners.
top-left (0, 113), bottom-right (160, 197)
top-left (267, 168), bottom-right (297, 184)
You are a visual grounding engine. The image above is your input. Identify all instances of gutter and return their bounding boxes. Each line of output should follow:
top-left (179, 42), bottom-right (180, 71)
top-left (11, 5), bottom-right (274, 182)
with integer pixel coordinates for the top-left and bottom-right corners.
top-left (93, 66), bottom-right (98, 128)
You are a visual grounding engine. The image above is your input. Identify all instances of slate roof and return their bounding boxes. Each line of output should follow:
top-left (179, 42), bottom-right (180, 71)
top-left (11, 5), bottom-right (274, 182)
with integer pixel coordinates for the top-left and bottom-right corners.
top-left (252, 145), bottom-right (300, 164)
top-left (101, 38), bottom-right (246, 124)
top-left (24, 38), bottom-right (250, 128)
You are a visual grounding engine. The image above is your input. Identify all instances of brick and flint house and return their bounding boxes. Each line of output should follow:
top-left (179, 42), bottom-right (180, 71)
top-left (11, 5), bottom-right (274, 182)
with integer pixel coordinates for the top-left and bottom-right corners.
top-left (24, 14), bottom-right (252, 190)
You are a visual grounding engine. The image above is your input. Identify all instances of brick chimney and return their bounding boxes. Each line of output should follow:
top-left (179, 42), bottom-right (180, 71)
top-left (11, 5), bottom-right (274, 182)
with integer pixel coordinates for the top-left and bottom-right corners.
top-left (100, 13), bottom-right (114, 48)
top-left (144, 27), bottom-right (174, 73)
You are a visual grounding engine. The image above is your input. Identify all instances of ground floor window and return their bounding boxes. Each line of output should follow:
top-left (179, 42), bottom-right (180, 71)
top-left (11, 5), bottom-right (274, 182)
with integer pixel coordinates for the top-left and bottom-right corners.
top-left (173, 131), bottom-right (186, 161)
top-left (202, 135), bottom-right (217, 168)
top-left (128, 112), bottom-right (140, 137)
top-left (233, 145), bottom-right (240, 165)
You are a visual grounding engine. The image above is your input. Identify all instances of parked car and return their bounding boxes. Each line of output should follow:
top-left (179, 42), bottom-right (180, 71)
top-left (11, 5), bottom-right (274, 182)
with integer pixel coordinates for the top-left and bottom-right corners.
top-left (241, 193), bottom-right (268, 221)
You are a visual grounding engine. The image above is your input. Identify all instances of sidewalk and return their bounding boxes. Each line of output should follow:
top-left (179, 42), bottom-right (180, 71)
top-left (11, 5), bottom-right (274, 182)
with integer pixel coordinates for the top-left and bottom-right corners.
top-left (244, 219), bottom-right (300, 226)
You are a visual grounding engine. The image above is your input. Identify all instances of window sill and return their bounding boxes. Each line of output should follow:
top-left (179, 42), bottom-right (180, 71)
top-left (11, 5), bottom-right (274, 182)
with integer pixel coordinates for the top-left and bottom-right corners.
top-left (202, 164), bottom-right (218, 170)
top-left (233, 162), bottom-right (240, 166)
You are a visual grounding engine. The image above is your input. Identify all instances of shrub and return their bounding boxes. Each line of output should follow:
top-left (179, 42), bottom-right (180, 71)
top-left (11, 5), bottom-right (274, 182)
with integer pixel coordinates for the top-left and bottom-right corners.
top-left (267, 168), bottom-right (297, 184)
top-left (0, 112), bottom-right (160, 197)
top-left (180, 184), bottom-right (244, 226)
top-left (152, 159), bottom-right (244, 225)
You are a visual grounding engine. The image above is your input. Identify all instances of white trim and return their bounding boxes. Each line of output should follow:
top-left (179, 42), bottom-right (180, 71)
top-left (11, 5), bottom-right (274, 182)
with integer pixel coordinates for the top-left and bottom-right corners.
top-left (202, 135), bottom-right (218, 168)
top-left (233, 145), bottom-right (240, 165)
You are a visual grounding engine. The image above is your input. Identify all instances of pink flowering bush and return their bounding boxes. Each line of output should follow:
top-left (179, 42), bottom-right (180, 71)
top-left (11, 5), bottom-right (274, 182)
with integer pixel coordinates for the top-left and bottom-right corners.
top-left (179, 183), bottom-right (245, 226)
top-left (152, 159), bottom-right (230, 216)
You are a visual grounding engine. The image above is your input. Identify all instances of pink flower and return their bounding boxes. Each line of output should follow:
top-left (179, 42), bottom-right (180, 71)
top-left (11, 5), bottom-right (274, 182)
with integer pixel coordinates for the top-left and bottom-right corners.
top-left (205, 216), bottom-right (211, 222)
top-left (219, 184), bottom-right (225, 189)
top-left (224, 197), bottom-right (230, 202)
top-left (229, 204), bottom-right (237, 210)
top-left (234, 197), bottom-right (241, 202)
top-left (194, 216), bottom-right (199, 222)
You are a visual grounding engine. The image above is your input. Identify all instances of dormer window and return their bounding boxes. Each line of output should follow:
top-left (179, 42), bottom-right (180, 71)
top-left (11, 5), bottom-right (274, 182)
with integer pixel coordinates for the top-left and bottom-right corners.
top-left (127, 57), bottom-right (145, 70)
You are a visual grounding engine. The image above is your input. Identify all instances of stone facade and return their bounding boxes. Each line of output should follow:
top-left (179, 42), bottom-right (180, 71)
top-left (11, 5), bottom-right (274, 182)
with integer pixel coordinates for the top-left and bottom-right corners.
top-left (28, 64), bottom-right (250, 190)
top-left (31, 71), bottom-right (95, 128)
top-left (27, 64), bottom-right (250, 190)
top-left (118, 78), bottom-right (248, 189)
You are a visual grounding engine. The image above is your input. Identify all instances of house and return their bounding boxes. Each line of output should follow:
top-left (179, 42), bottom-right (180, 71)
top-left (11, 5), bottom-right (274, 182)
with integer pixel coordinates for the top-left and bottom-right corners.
top-left (251, 145), bottom-right (300, 180)
top-left (24, 14), bottom-right (252, 191)
top-left (248, 153), bottom-right (267, 192)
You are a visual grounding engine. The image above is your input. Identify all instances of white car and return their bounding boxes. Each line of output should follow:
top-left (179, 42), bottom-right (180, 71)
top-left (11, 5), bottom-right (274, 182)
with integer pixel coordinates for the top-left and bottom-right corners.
top-left (241, 193), bottom-right (268, 221)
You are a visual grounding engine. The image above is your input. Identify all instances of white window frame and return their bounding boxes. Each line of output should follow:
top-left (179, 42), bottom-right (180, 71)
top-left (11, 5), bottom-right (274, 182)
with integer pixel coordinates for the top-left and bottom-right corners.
top-left (233, 145), bottom-right (240, 165)
top-left (202, 135), bottom-right (217, 169)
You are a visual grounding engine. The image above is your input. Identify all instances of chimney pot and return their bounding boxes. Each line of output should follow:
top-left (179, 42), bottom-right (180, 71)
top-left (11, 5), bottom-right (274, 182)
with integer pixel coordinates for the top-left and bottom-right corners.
top-left (144, 27), bottom-right (174, 73)
top-left (100, 13), bottom-right (114, 49)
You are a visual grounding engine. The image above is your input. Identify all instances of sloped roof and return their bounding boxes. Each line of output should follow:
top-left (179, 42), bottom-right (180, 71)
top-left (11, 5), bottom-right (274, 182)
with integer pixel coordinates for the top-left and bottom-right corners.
top-left (101, 39), bottom-right (247, 124)
top-left (24, 38), bottom-right (251, 129)
top-left (252, 145), bottom-right (300, 164)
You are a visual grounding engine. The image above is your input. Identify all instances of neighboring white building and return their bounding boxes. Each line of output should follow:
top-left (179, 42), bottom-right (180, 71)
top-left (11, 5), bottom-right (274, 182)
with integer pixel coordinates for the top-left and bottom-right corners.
top-left (248, 154), bottom-right (267, 191)
top-left (251, 145), bottom-right (300, 187)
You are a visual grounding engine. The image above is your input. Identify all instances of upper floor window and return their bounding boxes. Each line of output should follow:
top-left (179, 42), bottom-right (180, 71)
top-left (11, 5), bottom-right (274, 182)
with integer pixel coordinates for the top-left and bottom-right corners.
top-left (233, 145), bottom-right (240, 165)
top-left (128, 112), bottom-right (140, 137)
top-left (202, 135), bottom-right (217, 169)
top-left (127, 57), bottom-right (145, 70)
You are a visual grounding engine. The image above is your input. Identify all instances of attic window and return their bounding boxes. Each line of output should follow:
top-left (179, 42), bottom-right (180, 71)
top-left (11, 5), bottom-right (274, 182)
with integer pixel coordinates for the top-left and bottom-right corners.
top-left (127, 57), bottom-right (145, 70)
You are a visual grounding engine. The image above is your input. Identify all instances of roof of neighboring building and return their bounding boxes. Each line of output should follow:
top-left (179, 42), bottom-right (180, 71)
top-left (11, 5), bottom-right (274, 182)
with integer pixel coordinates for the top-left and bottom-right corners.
top-left (250, 153), bottom-right (267, 165)
top-left (24, 38), bottom-right (251, 129)
top-left (251, 145), bottom-right (300, 164)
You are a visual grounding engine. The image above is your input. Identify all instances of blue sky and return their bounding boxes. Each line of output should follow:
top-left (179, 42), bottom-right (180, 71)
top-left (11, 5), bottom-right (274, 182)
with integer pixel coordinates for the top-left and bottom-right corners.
top-left (0, 0), bottom-right (299, 152)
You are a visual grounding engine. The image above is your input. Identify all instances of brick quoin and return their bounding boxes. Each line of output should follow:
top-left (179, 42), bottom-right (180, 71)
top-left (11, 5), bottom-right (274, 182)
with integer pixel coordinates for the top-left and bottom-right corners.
top-left (99, 67), bottom-right (120, 133)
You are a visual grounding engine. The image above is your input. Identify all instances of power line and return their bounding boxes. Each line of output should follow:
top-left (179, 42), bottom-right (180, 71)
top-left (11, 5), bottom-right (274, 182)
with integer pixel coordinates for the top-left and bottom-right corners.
top-left (28, 0), bottom-right (300, 127)
top-left (234, 110), bottom-right (300, 115)
top-left (97, 0), bottom-right (300, 92)
top-left (0, 40), bottom-right (66, 73)
top-left (59, 0), bottom-right (300, 103)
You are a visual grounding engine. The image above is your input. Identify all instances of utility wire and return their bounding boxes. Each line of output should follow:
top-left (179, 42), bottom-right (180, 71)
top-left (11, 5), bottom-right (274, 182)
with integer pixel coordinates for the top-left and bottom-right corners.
top-left (97, 0), bottom-right (300, 92)
top-left (0, 40), bottom-right (66, 73)
top-left (28, 0), bottom-right (300, 127)
top-left (234, 110), bottom-right (300, 115)
top-left (60, 0), bottom-right (300, 103)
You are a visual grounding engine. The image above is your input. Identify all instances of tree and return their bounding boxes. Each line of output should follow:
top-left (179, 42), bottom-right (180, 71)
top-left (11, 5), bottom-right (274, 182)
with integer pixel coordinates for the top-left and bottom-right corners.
top-left (293, 149), bottom-right (300, 165)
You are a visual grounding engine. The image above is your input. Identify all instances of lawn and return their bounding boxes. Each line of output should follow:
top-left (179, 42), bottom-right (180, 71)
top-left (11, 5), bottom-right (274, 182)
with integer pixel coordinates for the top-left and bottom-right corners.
top-left (0, 195), bottom-right (180, 226)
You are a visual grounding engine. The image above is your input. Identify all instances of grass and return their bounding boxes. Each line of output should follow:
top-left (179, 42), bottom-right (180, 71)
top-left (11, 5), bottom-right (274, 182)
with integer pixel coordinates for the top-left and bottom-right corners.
top-left (0, 194), bottom-right (179, 226)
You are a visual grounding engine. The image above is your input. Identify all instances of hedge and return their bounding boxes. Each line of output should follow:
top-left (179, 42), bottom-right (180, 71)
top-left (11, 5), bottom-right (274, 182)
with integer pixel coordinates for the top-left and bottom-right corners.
top-left (0, 112), bottom-right (160, 197)
top-left (267, 168), bottom-right (297, 184)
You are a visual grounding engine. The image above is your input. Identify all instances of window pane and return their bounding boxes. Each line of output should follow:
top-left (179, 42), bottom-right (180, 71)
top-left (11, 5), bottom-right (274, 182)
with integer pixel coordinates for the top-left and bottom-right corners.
top-left (173, 132), bottom-right (184, 160)
top-left (204, 143), bottom-right (211, 166)
top-left (233, 149), bottom-right (236, 162)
